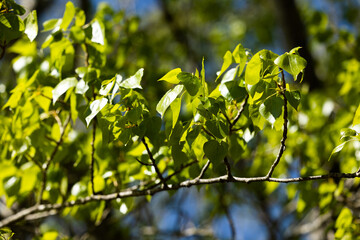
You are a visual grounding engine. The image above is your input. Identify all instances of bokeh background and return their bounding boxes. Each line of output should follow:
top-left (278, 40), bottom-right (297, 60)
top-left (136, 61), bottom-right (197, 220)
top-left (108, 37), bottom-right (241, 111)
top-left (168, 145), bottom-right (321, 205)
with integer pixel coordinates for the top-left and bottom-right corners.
top-left (2, 0), bottom-right (360, 239)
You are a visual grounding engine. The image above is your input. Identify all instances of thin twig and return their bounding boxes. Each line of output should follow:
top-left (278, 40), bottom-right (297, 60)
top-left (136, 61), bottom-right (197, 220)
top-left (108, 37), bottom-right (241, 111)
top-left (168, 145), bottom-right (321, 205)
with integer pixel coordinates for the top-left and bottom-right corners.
top-left (230, 95), bottom-right (249, 131)
top-left (2, 171), bottom-right (360, 228)
top-left (265, 69), bottom-right (288, 179)
top-left (201, 126), bottom-right (216, 139)
top-left (195, 160), bottom-right (211, 182)
top-left (38, 115), bottom-right (71, 204)
top-left (221, 109), bottom-right (232, 125)
top-left (141, 137), bottom-right (168, 188)
top-left (224, 157), bottom-right (233, 180)
top-left (146, 160), bottom-right (198, 190)
top-left (0, 44), bottom-right (6, 60)
top-left (135, 158), bottom-right (153, 166)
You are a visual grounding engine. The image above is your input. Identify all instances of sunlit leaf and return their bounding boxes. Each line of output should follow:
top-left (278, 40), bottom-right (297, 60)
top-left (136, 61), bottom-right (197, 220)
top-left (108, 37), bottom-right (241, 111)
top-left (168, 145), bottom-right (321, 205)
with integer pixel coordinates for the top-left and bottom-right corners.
top-left (274, 47), bottom-right (307, 81)
top-left (52, 77), bottom-right (78, 104)
top-left (24, 10), bottom-right (38, 42)
top-left (340, 128), bottom-right (357, 141)
top-left (177, 72), bottom-right (201, 96)
top-left (90, 19), bottom-right (105, 45)
top-left (232, 43), bottom-right (247, 75)
top-left (118, 68), bottom-right (143, 89)
top-left (171, 98), bottom-right (181, 128)
top-left (60, 1), bottom-right (75, 30)
top-left (43, 18), bottom-right (61, 32)
top-left (156, 85), bottom-right (184, 117)
top-left (352, 104), bottom-right (360, 126)
top-left (259, 95), bottom-right (283, 124)
top-left (328, 139), bottom-right (357, 161)
top-left (75, 79), bottom-right (89, 94)
top-left (285, 90), bottom-right (301, 111)
top-left (216, 50), bottom-right (233, 81)
top-left (158, 68), bottom-right (181, 84)
top-left (86, 98), bottom-right (108, 126)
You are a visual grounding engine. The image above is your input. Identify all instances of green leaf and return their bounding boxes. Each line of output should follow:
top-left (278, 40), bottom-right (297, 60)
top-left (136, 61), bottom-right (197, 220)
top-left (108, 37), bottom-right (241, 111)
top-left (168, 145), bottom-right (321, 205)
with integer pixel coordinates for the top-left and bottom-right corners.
top-left (75, 79), bottom-right (89, 94)
top-left (0, 14), bottom-right (24, 44)
top-left (328, 139), bottom-right (357, 161)
top-left (259, 95), bottom-right (283, 124)
top-left (99, 79), bottom-right (115, 96)
top-left (42, 18), bottom-right (61, 32)
top-left (3, 176), bottom-right (21, 197)
top-left (158, 68), bottom-right (181, 84)
top-left (156, 85), bottom-right (184, 117)
top-left (60, 1), bottom-right (75, 30)
top-left (90, 19), bottom-right (105, 45)
top-left (201, 57), bottom-right (208, 97)
top-left (9, 1), bottom-right (26, 15)
top-left (245, 50), bottom-right (277, 85)
top-left (172, 145), bottom-right (188, 169)
top-left (205, 120), bottom-right (225, 139)
top-left (340, 128), bottom-right (357, 141)
top-left (285, 90), bottom-right (301, 111)
top-left (171, 98), bottom-right (181, 128)
top-left (75, 9), bottom-right (86, 27)
top-left (335, 207), bottom-right (353, 229)
top-left (274, 48), bottom-right (307, 81)
top-left (245, 51), bottom-right (263, 85)
top-left (352, 104), bottom-right (360, 126)
top-left (86, 98), bottom-right (108, 126)
top-left (93, 175), bottom-right (105, 193)
top-left (70, 25), bottom-right (85, 43)
top-left (52, 77), bottom-right (78, 104)
top-left (203, 140), bottom-right (228, 165)
top-left (177, 72), bottom-right (201, 96)
top-left (216, 50), bottom-right (233, 81)
top-left (232, 43), bottom-right (247, 75)
top-left (70, 92), bottom-right (78, 123)
top-left (24, 10), bottom-right (38, 42)
top-left (118, 68), bottom-right (143, 89)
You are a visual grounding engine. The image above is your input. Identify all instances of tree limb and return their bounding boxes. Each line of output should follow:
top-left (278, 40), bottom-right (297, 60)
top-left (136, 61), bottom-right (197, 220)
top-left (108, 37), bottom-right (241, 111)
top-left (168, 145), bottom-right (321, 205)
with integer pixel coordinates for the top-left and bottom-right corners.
top-left (2, 171), bottom-right (360, 228)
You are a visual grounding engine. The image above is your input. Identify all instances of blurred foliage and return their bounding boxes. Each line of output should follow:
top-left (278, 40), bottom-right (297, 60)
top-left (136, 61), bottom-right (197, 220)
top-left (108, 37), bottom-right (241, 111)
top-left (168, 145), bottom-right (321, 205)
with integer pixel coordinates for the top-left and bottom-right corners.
top-left (1, 0), bottom-right (360, 239)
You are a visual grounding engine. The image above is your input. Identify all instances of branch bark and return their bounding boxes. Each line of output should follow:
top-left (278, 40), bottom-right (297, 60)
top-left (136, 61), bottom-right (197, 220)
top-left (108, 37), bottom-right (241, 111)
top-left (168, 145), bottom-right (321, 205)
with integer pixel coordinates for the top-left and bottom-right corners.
top-left (2, 171), bottom-right (360, 228)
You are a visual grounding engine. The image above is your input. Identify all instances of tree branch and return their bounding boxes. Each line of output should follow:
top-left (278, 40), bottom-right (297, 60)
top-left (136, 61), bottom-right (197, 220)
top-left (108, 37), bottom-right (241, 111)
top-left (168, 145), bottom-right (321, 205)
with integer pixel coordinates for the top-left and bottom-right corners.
top-left (224, 157), bottom-right (233, 180)
top-left (195, 160), bottom-right (211, 182)
top-left (265, 70), bottom-right (288, 179)
top-left (2, 171), bottom-right (360, 228)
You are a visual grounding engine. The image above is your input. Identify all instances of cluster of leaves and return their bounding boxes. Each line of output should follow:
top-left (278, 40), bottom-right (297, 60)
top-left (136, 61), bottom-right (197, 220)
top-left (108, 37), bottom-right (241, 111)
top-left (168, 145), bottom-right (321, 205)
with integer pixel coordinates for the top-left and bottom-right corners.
top-left (1, 1), bottom-right (360, 238)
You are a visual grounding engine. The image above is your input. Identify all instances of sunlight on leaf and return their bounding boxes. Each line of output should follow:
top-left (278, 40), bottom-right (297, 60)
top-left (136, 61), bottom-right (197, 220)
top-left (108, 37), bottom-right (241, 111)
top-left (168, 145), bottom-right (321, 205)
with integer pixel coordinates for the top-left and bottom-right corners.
top-left (86, 98), bottom-right (108, 126)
